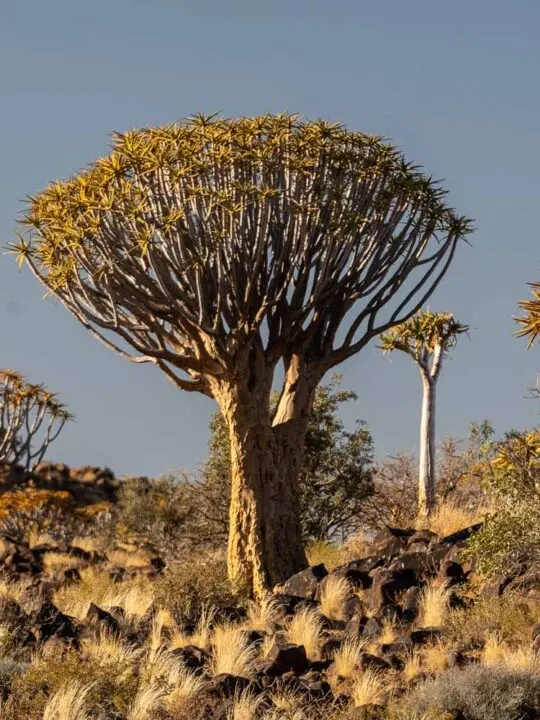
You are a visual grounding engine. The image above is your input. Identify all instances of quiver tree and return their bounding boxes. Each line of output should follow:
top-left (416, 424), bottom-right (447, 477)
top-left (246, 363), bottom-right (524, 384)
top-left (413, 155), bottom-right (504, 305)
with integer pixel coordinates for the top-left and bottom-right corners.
top-left (13, 113), bottom-right (472, 596)
top-left (379, 311), bottom-right (469, 516)
top-left (0, 369), bottom-right (73, 470)
top-left (516, 281), bottom-right (540, 347)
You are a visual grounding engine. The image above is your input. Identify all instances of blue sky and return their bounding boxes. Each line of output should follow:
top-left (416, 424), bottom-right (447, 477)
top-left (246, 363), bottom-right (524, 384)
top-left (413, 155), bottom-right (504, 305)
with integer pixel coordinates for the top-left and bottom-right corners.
top-left (0, 0), bottom-right (538, 477)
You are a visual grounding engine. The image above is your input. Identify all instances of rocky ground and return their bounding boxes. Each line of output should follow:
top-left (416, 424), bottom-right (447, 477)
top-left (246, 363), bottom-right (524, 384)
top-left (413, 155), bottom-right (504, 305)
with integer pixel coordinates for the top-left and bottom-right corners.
top-left (0, 464), bottom-right (539, 719)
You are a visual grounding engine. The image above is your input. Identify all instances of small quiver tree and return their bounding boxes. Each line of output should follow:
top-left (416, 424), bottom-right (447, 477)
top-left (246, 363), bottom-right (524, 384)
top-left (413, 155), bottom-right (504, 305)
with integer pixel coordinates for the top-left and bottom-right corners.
top-left (0, 369), bottom-right (73, 470)
top-left (516, 281), bottom-right (540, 347)
top-left (379, 311), bottom-right (468, 517)
top-left (13, 114), bottom-right (472, 596)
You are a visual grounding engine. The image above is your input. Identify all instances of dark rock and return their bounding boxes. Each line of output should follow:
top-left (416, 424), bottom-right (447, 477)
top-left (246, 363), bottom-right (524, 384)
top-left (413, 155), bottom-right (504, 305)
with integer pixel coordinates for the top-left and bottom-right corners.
top-left (321, 637), bottom-right (343, 659)
top-left (369, 567), bottom-right (418, 613)
top-left (401, 586), bottom-right (422, 623)
top-left (204, 673), bottom-right (252, 699)
top-left (263, 640), bottom-right (309, 676)
top-left (389, 551), bottom-right (429, 575)
top-left (359, 652), bottom-right (392, 672)
top-left (438, 559), bottom-right (467, 585)
top-left (276, 564), bottom-right (328, 600)
top-left (86, 602), bottom-right (120, 634)
top-left (270, 593), bottom-right (305, 618)
top-left (410, 627), bottom-right (442, 645)
top-left (332, 558), bottom-right (380, 588)
top-left (309, 658), bottom-right (333, 672)
top-left (439, 523), bottom-right (483, 546)
top-left (171, 644), bottom-right (209, 672)
top-left (346, 613), bottom-right (369, 638)
top-left (380, 637), bottom-right (414, 656)
top-left (407, 530), bottom-right (438, 545)
top-left (447, 649), bottom-right (469, 667)
top-left (31, 601), bottom-right (80, 644)
top-left (362, 617), bottom-right (383, 639)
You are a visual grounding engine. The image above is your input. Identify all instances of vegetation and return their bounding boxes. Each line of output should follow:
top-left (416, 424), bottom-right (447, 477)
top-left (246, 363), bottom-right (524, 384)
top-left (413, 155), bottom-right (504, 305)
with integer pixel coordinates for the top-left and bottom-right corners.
top-left (0, 370), bottom-right (72, 471)
top-left (14, 113), bottom-right (471, 595)
top-left (380, 310), bottom-right (469, 516)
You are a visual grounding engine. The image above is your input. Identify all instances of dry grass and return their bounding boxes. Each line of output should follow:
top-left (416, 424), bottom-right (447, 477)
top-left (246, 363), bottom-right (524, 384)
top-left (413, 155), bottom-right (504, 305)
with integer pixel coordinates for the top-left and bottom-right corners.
top-left (0, 578), bottom-right (28, 604)
top-left (319, 575), bottom-right (352, 621)
top-left (42, 680), bottom-right (94, 720)
top-left (247, 594), bottom-right (281, 632)
top-left (82, 630), bottom-right (141, 666)
top-left (418, 582), bottom-right (450, 627)
top-left (43, 552), bottom-right (84, 573)
top-left (27, 530), bottom-right (57, 548)
top-left (287, 606), bottom-right (323, 660)
top-left (379, 620), bottom-right (396, 645)
top-left (482, 634), bottom-right (540, 672)
top-left (332, 638), bottom-right (366, 678)
top-left (210, 623), bottom-right (258, 677)
top-left (226, 689), bottom-right (264, 720)
top-left (403, 650), bottom-right (423, 681)
top-left (108, 549), bottom-right (151, 568)
top-left (170, 604), bottom-right (216, 650)
top-left (103, 582), bottom-right (154, 625)
top-left (351, 668), bottom-right (385, 707)
top-left (128, 683), bottom-right (164, 720)
top-left (305, 540), bottom-right (343, 570)
top-left (423, 640), bottom-right (449, 674)
top-left (53, 568), bottom-right (116, 619)
top-left (419, 500), bottom-right (483, 537)
top-left (71, 536), bottom-right (105, 554)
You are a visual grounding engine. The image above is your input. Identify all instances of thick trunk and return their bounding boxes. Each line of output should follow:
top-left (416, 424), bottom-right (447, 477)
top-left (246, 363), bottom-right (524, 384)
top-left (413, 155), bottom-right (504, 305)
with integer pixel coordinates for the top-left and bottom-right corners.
top-left (214, 379), bottom-right (309, 598)
top-left (418, 371), bottom-right (436, 517)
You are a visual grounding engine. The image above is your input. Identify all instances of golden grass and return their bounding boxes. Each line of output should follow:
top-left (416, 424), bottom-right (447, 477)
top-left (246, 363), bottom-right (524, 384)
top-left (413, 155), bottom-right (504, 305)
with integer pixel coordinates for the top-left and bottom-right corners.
top-left (332, 638), bottom-right (366, 678)
top-left (287, 606), bottom-right (323, 660)
top-left (482, 633), bottom-right (540, 671)
top-left (269, 689), bottom-right (304, 712)
top-left (108, 549), bottom-right (151, 568)
top-left (42, 681), bottom-right (94, 720)
top-left (170, 604), bottom-right (216, 650)
top-left (319, 575), bottom-right (352, 621)
top-left (403, 650), bottom-right (423, 681)
top-left (0, 578), bottom-right (28, 604)
top-left (71, 536), bottom-right (105, 554)
top-left (246, 594), bottom-right (281, 632)
top-left (418, 582), bottom-right (450, 628)
top-left (43, 552), bottom-right (84, 573)
top-left (419, 500), bottom-right (483, 537)
top-left (27, 530), bottom-right (57, 548)
top-left (210, 623), bottom-right (258, 677)
top-left (53, 568), bottom-right (115, 620)
top-left (305, 540), bottom-right (343, 570)
top-left (422, 640), bottom-right (449, 674)
top-left (82, 630), bottom-right (141, 666)
top-left (103, 582), bottom-right (154, 625)
top-left (379, 620), bottom-right (396, 645)
top-left (128, 683), bottom-right (164, 720)
top-left (351, 668), bottom-right (385, 707)
top-left (226, 689), bottom-right (264, 720)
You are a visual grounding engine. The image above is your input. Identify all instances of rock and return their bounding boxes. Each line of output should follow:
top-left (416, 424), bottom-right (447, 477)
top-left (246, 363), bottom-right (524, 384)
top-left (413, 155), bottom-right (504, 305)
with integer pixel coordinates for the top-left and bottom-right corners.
top-left (407, 530), bottom-right (438, 545)
top-left (438, 559), bottom-right (467, 585)
top-left (369, 567), bottom-right (418, 613)
top-left (203, 673), bottom-right (252, 699)
top-left (389, 551), bottom-right (429, 575)
top-left (401, 586), bottom-right (422, 623)
top-left (86, 602), bottom-right (120, 634)
top-left (359, 652), bottom-right (392, 672)
top-left (332, 558), bottom-right (380, 588)
top-left (447, 649), bottom-right (469, 667)
top-left (31, 601), bottom-right (80, 644)
top-left (276, 564), bottom-right (328, 600)
top-left (439, 524), bottom-right (483, 546)
top-left (345, 613), bottom-right (369, 638)
top-left (361, 617), bottom-right (383, 639)
top-left (262, 640), bottom-right (309, 676)
top-left (271, 593), bottom-right (305, 618)
top-left (410, 627), bottom-right (442, 645)
top-left (380, 637), bottom-right (414, 656)
top-left (371, 527), bottom-right (411, 559)
top-left (171, 644), bottom-right (208, 671)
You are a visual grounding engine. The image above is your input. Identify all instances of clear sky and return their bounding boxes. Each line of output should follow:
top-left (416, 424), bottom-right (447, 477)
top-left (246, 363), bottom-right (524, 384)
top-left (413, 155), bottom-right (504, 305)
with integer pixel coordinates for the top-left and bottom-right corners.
top-left (0, 0), bottom-right (538, 478)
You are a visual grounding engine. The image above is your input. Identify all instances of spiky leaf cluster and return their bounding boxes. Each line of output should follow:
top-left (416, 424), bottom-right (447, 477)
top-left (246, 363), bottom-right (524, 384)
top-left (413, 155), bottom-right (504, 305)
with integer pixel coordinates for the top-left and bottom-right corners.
top-left (379, 310), bottom-right (468, 366)
top-left (0, 370), bottom-right (73, 470)
top-left (516, 281), bottom-right (540, 347)
top-left (15, 113), bottom-right (472, 392)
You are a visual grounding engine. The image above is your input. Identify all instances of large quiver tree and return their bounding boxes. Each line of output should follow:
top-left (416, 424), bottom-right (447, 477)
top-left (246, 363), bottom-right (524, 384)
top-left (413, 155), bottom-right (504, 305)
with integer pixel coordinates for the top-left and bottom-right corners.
top-left (13, 114), bottom-right (472, 596)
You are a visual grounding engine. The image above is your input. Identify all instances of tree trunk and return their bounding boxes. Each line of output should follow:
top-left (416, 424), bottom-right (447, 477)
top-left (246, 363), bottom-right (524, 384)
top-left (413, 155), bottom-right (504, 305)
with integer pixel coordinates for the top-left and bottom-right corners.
top-left (418, 371), bottom-right (436, 518)
top-left (214, 379), bottom-right (309, 598)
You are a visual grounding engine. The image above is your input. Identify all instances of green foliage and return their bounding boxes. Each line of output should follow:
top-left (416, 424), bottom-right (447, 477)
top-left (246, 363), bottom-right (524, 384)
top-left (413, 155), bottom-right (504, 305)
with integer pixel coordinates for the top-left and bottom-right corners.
top-left (466, 429), bottom-right (540, 580)
top-left (197, 376), bottom-right (375, 543)
top-left (379, 309), bottom-right (469, 359)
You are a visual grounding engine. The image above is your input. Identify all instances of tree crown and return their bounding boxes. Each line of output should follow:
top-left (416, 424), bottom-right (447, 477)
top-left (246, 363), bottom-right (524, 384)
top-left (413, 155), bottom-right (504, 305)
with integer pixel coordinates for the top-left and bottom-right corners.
top-left (516, 281), bottom-right (540, 348)
top-left (14, 114), bottom-right (472, 392)
top-left (379, 309), bottom-right (468, 361)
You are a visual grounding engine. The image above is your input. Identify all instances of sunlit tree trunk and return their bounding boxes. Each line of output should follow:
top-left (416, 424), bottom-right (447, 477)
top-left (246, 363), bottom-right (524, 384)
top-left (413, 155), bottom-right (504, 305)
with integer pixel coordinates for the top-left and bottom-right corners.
top-left (418, 370), bottom-right (436, 517)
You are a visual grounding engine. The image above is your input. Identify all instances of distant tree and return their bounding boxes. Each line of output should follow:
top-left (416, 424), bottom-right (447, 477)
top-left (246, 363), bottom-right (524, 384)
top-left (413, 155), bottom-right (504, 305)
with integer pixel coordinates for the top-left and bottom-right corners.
top-left (516, 281), bottom-right (540, 347)
top-left (379, 311), bottom-right (469, 516)
top-left (0, 370), bottom-right (72, 470)
top-left (14, 114), bottom-right (471, 595)
top-left (196, 376), bottom-right (374, 545)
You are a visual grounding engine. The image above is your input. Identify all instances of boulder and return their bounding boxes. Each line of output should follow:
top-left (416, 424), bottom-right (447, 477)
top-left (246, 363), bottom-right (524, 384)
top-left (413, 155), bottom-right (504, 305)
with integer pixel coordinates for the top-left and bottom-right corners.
top-left (275, 564), bottom-right (328, 600)
top-left (262, 640), bottom-right (310, 676)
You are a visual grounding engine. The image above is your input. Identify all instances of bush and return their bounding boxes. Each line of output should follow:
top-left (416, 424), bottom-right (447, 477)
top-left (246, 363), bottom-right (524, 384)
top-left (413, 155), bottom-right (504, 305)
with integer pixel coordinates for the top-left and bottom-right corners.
top-left (466, 429), bottom-right (540, 580)
top-left (392, 664), bottom-right (540, 720)
top-left (153, 552), bottom-right (239, 629)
